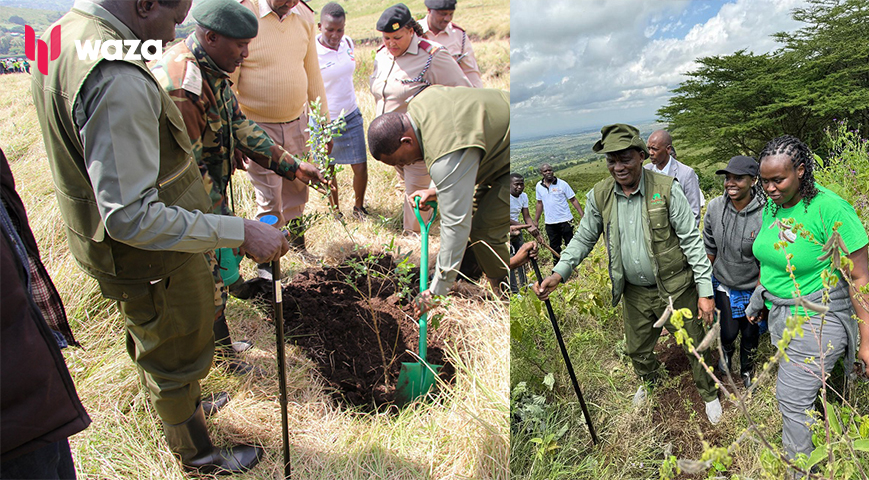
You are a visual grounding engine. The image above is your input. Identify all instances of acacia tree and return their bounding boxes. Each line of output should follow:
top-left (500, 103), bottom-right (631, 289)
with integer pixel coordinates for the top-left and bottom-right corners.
top-left (658, 0), bottom-right (869, 161)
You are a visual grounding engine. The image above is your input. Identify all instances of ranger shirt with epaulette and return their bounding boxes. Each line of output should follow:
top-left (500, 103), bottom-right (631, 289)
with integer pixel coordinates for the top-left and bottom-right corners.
top-left (151, 34), bottom-right (302, 216)
top-left (370, 34), bottom-right (471, 116)
top-left (420, 17), bottom-right (483, 88)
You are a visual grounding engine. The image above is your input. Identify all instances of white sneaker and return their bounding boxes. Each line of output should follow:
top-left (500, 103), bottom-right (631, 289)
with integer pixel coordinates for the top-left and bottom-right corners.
top-left (705, 398), bottom-right (722, 425)
top-left (632, 385), bottom-right (648, 407)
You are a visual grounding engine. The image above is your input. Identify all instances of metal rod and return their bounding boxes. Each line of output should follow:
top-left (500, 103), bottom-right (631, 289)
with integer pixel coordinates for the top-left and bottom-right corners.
top-left (529, 257), bottom-right (599, 445)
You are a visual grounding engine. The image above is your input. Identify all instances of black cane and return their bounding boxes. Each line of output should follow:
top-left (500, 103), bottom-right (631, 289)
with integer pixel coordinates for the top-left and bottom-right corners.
top-left (529, 257), bottom-right (599, 445)
top-left (261, 216), bottom-right (291, 478)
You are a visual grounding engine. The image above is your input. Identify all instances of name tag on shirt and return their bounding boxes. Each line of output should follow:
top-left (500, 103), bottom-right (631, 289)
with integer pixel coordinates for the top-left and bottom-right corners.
top-left (182, 61), bottom-right (202, 96)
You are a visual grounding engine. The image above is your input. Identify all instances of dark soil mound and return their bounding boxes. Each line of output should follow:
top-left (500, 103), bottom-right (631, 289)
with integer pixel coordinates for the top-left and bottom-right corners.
top-left (652, 337), bottom-right (726, 465)
top-left (272, 254), bottom-right (455, 410)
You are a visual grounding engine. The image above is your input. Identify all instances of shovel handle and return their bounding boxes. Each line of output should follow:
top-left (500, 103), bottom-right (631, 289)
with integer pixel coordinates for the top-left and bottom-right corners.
top-left (413, 197), bottom-right (437, 361)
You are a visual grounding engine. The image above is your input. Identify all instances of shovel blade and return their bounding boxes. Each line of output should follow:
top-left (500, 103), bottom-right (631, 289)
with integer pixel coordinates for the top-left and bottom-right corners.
top-left (394, 361), bottom-right (442, 407)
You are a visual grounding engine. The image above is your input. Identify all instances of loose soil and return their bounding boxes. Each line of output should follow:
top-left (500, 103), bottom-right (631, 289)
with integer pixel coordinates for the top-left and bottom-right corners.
top-left (264, 254), bottom-right (455, 410)
top-left (652, 336), bottom-right (729, 478)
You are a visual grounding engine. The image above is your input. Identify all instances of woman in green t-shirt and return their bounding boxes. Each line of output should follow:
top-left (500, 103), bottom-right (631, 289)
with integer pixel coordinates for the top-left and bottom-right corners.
top-left (747, 135), bottom-right (869, 462)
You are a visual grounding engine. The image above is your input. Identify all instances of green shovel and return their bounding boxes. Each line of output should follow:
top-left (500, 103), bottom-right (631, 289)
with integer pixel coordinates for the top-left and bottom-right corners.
top-left (395, 197), bottom-right (443, 407)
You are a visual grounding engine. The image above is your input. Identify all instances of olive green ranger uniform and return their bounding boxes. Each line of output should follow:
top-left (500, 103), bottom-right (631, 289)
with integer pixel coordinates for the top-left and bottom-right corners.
top-left (553, 170), bottom-right (718, 402)
top-left (151, 33), bottom-right (304, 347)
top-left (31, 2), bottom-right (245, 425)
top-left (420, 17), bottom-right (483, 88)
top-left (407, 86), bottom-right (510, 295)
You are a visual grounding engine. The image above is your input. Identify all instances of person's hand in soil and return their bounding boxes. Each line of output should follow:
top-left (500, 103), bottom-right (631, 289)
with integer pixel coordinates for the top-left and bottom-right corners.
top-left (239, 219), bottom-right (289, 263)
top-left (408, 188), bottom-right (437, 210)
top-left (534, 272), bottom-right (562, 301)
top-left (413, 289), bottom-right (434, 316)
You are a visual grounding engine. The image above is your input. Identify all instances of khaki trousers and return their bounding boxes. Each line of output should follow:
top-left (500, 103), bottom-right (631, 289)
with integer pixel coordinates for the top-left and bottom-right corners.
top-left (247, 115), bottom-right (310, 226)
top-left (116, 253), bottom-right (216, 424)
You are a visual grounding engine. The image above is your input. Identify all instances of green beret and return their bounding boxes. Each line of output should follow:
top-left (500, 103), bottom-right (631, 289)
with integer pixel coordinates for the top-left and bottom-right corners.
top-left (377, 4), bottom-right (412, 33)
top-left (425, 0), bottom-right (457, 9)
top-left (592, 123), bottom-right (649, 159)
top-left (192, 0), bottom-right (258, 40)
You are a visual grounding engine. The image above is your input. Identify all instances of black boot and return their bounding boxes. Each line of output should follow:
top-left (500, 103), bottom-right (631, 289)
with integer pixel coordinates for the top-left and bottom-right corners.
top-left (214, 318), bottom-right (260, 377)
top-left (163, 404), bottom-right (263, 475)
top-left (202, 392), bottom-right (231, 417)
top-left (718, 345), bottom-right (733, 374)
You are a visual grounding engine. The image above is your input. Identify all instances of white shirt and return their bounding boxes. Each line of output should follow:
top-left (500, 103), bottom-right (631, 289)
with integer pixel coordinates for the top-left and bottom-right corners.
top-left (648, 156), bottom-right (674, 176)
top-left (536, 178), bottom-right (576, 224)
top-left (315, 34), bottom-right (358, 119)
top-left (510, 192), bottom-right (528, 222)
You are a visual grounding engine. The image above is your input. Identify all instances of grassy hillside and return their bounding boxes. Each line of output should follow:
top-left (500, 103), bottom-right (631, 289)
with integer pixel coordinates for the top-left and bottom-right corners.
top-left (0, 1), bottom-right (509, 477)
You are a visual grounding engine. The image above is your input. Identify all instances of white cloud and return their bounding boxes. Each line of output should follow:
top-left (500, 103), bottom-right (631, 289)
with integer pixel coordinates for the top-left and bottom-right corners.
top-left (511, 0), bottom-right (809, 138)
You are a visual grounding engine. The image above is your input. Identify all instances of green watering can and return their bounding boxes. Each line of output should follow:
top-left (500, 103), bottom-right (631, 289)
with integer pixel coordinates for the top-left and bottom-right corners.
top-left (395, 197), bottom-right (443, 407)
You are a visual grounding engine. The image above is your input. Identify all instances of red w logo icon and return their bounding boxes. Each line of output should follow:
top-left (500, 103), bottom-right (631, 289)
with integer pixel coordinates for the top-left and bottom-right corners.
top-left (25, 25), bottom-right (61, 76)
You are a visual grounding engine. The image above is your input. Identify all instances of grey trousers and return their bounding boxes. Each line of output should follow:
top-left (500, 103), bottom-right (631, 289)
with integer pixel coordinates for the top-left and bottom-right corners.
top-left (775, 313), bottom-right (848, 459)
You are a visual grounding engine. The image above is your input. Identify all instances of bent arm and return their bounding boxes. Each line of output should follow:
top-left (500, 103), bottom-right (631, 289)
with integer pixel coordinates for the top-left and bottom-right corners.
top-left (75, 62), bottom-right (243, 252)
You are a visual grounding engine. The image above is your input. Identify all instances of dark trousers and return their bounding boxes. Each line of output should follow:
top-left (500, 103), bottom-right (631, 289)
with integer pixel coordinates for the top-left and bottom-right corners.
top-left (509, 234), bottom-right (527, 293)
top-left (0, 439), bottom-right (76, 479)
top-left (715, 289), bottom-right (759, 374)
top-left (623, 283), bottom-right (718, 402)
top-left (545, 221), bottom-right (573, 255)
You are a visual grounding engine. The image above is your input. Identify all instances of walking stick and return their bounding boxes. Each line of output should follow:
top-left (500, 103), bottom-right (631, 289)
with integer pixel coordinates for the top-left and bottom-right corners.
top-left (260, 215), bottom-right (291, 478)
top-left (529, 257), bottom-right (599, 445)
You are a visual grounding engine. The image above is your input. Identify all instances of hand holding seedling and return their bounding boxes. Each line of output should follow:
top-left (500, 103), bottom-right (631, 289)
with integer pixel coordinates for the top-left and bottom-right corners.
top-left (533, 272), bottom-right (563, 301)
top-left (296, 161), bottom-right (327, 186)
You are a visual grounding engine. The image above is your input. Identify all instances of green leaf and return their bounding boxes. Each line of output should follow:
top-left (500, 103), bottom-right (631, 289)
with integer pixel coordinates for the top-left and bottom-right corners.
top-left (853, 439), bottom-right (869, 452)
top-left (543, 373), bottom-right (555, 391)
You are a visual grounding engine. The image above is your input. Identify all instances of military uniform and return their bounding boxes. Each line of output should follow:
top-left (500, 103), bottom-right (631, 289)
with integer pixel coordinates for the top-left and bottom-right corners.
top-left (151, 33), bottom-right (304, 349)
top-left (421, 17), bottom-right (483, 88)
top-left (370, 35), bottom-right (471, 231)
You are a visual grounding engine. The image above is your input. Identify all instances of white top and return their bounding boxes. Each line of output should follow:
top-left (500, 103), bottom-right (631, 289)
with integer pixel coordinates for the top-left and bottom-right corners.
top-left (315, 34), bottom-right (358, 119)
top-left (510, 192), bottom-right (528, 222)
top-left (647, 156), bottom-right (674, 176)
top-left (535, 178), bottom-right (576, 224)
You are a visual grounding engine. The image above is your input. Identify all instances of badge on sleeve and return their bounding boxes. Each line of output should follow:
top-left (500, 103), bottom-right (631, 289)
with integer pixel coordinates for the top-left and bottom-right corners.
top-left (182, 61), bottom-right (202, 96)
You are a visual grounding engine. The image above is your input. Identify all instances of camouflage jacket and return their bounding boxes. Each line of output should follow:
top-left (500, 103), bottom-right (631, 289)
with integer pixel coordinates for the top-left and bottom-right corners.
top-left (151, 34), bottom-right (301, 215)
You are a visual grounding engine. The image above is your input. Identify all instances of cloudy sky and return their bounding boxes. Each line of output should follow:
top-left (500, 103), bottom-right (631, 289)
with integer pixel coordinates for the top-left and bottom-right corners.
top-left (511, 0), bottom-right (810, 139)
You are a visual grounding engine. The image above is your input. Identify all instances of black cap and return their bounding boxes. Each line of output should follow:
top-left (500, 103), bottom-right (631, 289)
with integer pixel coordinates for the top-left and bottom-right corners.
top-left (425, 0), bottom-right (457, 9)
top-left (376, 4), bottom-right (412, 33)
top-left (715, 155), bottom-right (758, 177)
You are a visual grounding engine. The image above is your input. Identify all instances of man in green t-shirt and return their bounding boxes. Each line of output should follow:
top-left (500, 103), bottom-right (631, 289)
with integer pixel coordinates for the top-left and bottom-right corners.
top-left (367, 86), bottom-right (509, 312)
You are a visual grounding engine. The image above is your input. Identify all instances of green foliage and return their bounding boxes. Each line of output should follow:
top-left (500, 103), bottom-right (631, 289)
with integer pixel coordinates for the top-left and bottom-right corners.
top-left (815, 119), bottom-right (869, 230)
top-left (658, 0), bottom-right (869, 161)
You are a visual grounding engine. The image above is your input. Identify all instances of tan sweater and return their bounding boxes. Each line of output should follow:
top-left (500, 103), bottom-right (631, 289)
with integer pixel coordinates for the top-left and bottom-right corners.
top-left (232, 0), bottom-right (328, 123)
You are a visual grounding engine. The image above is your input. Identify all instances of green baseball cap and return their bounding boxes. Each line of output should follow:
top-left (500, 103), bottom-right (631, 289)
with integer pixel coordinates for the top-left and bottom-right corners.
top-left (592, 123), bottom-right (649, 159)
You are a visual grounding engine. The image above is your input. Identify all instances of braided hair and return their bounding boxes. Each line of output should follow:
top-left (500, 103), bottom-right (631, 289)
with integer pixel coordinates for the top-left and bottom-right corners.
top-left (757, 135), bottom-right (818, 215)
top-left (408, 18), bottom-right (425, 37)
